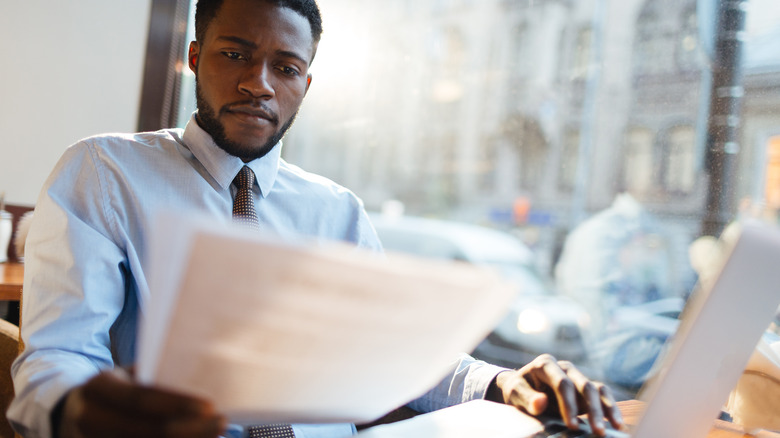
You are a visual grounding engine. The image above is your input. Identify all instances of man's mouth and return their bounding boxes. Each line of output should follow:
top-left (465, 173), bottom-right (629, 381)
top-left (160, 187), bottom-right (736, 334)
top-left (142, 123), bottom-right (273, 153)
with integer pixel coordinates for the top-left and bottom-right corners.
top-left (224, 104), bottom-right (279, 126)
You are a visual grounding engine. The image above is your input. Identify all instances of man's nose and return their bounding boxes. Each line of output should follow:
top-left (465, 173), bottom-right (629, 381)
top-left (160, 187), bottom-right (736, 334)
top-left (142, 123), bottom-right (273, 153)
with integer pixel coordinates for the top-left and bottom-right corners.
top-left (238, 63), bottom-right (275, 99)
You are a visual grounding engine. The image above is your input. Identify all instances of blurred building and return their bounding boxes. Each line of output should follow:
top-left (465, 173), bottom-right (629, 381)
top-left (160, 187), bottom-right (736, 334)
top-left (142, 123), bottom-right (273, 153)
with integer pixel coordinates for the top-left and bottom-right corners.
top-left (281, 0), bottom-right (780, 273)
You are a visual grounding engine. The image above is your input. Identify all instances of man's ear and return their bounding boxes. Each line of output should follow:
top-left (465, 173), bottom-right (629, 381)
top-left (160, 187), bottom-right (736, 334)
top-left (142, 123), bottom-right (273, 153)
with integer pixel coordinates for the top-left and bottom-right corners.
top-left (188, 41), bottom-right (200, 74)
top-left (305, 73), bottom-right (312, 96)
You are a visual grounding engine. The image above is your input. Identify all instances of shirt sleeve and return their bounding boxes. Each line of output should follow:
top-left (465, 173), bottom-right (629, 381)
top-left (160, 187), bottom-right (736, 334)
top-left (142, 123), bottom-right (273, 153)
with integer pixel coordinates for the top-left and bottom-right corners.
top-left (354, 207), bottom-right (384, 252)
top-left (405, 353), bottom-right (508, 413)
top-left (8, 141), bottom-right (128, 438)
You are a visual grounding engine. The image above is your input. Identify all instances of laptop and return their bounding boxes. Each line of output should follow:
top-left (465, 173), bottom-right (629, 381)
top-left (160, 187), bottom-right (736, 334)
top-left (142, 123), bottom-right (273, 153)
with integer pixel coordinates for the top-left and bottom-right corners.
top-left (358, 220), bottom-right (780, 438)
top-left (541, 220), bottom-right (780, 438)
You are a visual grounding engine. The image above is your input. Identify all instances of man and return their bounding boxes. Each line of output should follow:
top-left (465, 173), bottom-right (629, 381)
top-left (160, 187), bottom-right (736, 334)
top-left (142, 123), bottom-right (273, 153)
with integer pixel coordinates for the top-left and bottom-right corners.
top-left (9, 1), bottom-right (625, 437)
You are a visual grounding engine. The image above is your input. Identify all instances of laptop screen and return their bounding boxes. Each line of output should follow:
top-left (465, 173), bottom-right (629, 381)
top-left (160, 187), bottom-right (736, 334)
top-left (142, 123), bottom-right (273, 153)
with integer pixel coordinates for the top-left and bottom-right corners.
top-left (632, 221), bottom-right (780, 438)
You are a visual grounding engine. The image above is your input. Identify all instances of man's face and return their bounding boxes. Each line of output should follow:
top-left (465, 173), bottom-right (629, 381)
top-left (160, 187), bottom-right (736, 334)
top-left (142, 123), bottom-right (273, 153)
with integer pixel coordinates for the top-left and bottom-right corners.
top-left (189, 0), bottom-right (315, 161)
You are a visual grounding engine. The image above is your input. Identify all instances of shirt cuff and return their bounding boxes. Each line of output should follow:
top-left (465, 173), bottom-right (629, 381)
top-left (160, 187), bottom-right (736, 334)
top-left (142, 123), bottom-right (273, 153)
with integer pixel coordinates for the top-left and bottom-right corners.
top-left (464, 361), bottom-right (509, 402)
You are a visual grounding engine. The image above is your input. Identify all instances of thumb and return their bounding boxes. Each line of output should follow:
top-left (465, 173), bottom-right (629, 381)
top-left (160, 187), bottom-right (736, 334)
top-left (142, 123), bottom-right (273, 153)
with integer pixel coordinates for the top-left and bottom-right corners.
top-left (524, 389), bottom-right (549, 416)
top-left (499, 371), bottom-right (550, 415)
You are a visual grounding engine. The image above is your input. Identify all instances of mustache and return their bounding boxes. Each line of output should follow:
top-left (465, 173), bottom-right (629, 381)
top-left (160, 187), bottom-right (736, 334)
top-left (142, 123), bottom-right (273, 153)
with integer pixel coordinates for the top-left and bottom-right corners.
top-left (222, 102), bottom-right (280, 125)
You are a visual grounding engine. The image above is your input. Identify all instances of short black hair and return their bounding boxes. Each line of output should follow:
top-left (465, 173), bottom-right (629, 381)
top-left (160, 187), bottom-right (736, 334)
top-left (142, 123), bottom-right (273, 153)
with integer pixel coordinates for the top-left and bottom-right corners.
top-left (194, 0), bottom-right (322, 44)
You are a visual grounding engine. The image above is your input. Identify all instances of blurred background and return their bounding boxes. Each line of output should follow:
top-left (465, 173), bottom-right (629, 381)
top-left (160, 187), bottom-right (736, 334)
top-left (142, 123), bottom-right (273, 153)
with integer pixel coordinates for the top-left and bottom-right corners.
top-left (182, 0), bottom-right (780, 399)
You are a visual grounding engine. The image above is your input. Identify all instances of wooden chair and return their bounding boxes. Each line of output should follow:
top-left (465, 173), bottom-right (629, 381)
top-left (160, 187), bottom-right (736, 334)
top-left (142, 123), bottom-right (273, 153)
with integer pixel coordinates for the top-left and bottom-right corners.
top-left (0, 204), bottom-right (30, 437)
top-left (0, 318), bottom-right (19, 438)
top-left (2, 204), bottom-right (34, 264)
top-left (2, 204), bottom-right (33, 327)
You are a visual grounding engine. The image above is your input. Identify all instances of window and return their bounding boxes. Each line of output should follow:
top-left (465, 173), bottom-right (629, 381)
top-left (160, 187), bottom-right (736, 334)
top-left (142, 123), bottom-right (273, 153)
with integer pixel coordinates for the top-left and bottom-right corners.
top-left (622, 125), bottom-right (697, 196)
top-left (163, 0), bottom-right (780, 398)
top-left (623, 127), bottom-right (654, 195)
top-left (634, 2), bottom-right (676, 76)
top-left (664, 125), bottom-right (696, 193)
top-left (676, 6), bottom-right (700, 71)
top-left (505, 22), bottom-right (529, 104)
top-left (571, 27), bottom-right (592, 80)
top-left (558, 130), bottom-right (580, 192)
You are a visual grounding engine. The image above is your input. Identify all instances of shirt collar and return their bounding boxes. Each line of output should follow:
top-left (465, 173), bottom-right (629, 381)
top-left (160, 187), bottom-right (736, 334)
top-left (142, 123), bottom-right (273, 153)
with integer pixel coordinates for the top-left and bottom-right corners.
top-left (182, 112), bottom-right (281, 198)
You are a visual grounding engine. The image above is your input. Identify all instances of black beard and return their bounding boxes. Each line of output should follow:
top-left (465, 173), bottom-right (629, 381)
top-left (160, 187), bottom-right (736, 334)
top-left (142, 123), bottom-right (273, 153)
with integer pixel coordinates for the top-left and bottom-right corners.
top-left (194, 77), bottom-right (298, 161)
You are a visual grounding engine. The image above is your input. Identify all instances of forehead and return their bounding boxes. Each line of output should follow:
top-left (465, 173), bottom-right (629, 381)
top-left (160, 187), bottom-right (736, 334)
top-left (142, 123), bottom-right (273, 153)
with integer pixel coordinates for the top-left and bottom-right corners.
top-left (205, 0), bottom-right (315, 60)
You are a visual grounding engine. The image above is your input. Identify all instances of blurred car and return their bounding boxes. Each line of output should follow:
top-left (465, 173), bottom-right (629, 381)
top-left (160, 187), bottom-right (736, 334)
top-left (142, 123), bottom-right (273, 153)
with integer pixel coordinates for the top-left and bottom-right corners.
top-left (368, 212), bottom-right (591, 367)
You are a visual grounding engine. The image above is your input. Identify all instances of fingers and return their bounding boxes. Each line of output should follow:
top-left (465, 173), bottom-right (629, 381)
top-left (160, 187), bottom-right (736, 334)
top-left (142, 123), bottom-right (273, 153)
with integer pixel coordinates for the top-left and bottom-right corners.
top-left (501, 355), bottom-right (626, 437)
top-left (74, 397), bottom-right (224, 438)
top-left (61, 372), bottom-right (226, 438)
top-left (595, 384), bottom-right (627, 431)
top-left (559, 361), bottom-right (605, 435)
top-left (82, 372), bottom-right (216, 418)
top-left (493, 370), bottom-right (549, 416)
top-left (524, 355), bottom-right (579, 428)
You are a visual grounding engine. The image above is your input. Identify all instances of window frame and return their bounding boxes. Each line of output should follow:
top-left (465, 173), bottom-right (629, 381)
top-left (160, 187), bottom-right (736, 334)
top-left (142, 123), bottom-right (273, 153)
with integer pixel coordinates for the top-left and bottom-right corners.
top-left (137, 0), bottom-right (192, 132)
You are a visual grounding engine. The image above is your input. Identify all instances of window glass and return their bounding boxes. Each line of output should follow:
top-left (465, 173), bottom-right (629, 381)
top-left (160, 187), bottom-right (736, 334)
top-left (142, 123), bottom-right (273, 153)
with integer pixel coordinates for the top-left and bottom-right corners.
top-left (571, 27), bottom-right (592, 80)
top-left (624, 127), bottom-right (654, 195)
top-left (677, 6), bottom-right (700, 71)
top-left (177, 0), bottom-right (780, 399)
top-left (635, 1), bottom-right (678, 75)
top-left (665, 125), bottom-right (696, 193)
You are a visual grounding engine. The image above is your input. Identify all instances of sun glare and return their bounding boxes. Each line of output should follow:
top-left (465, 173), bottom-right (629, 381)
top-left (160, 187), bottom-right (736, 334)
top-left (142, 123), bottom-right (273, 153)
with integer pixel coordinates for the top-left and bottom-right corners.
top-left (307, 3), bottom-right (376, 101)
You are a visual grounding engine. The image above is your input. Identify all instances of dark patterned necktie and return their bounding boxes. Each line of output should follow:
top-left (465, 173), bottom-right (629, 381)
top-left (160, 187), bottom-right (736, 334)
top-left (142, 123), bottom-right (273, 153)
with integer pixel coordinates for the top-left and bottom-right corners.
top-left (232, 166), bottom-right (261, 231)
top-left (234, 167), bottom-right (292, 436)
top-left (247, 424), bottom-right (296, 438)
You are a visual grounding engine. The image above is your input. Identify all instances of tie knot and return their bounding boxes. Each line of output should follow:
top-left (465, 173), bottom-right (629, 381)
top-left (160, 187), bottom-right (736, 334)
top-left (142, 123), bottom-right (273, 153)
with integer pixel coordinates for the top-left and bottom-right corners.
top-left (234, 166), bottom-right (255, 191)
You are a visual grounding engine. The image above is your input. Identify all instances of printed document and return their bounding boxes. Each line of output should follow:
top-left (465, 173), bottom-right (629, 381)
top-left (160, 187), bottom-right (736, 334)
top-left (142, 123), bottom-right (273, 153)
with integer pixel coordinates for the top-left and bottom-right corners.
top-left (355, 400), bottom-right (545, 438)
top-left (137, 213), bottom-right (516, 424)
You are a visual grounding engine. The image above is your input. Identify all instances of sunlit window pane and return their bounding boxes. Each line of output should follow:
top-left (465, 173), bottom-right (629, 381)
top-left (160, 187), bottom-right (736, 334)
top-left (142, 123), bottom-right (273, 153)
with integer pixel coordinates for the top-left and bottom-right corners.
top-left (176, 0), bottom-right (780, 400)
top-left (665, 125), bottom-right (696, 193)
top-left (624, 127), bottom-right (654, 195)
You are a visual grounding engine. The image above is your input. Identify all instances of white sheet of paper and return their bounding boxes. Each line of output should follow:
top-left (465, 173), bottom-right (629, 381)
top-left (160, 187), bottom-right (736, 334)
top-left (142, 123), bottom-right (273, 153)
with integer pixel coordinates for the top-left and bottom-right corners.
top-left (137, 213), bottom-right (516, 424)
top-left (355, 400), bottom-right (544, 438)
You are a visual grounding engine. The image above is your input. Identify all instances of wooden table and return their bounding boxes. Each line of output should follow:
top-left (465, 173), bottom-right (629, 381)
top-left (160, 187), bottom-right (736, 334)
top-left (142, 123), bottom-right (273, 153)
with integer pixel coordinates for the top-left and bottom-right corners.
top-left (618, 400), bottom-right (780, 438)
top-left (0, 263), bottom-right (23, 302)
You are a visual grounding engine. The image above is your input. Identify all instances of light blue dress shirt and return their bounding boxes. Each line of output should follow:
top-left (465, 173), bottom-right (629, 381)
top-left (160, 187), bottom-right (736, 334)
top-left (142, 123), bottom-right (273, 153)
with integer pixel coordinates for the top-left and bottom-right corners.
top-left (9, 115), bottom-right (505, 438)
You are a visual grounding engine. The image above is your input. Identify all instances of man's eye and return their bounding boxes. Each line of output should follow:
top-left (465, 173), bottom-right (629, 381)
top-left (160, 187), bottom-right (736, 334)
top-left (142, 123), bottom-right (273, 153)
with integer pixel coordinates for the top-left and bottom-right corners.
top-left (279, 66), bottom-right (300, 77)
top-left (222, 51), bottom-right (245, 61)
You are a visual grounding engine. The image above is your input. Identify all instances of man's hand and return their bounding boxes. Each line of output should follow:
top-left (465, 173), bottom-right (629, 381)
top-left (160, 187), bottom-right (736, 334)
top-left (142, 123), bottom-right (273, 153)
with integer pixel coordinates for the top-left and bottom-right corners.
top-left (57, 370), bottom-right (226, 438)
top-left (486, 354), bottom-right (626, 437)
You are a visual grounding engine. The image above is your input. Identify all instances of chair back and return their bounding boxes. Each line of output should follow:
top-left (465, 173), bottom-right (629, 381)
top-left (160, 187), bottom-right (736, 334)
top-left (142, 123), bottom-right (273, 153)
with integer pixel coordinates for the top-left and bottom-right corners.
top-left (0, 318), bottom-right (19, 438)
top-left (2, 205), bottom-right (34, 263)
